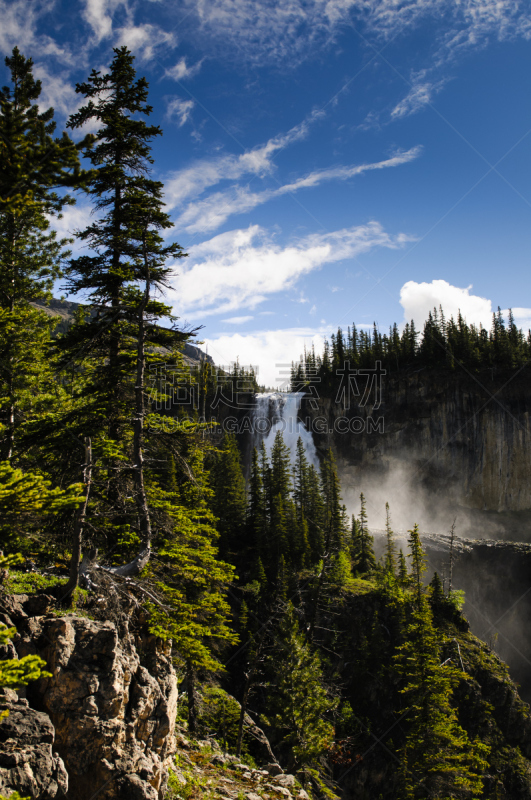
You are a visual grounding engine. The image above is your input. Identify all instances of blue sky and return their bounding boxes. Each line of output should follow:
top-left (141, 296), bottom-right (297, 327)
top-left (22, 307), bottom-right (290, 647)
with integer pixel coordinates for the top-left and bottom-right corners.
top-left (3, 0), bottom-right (531, 385)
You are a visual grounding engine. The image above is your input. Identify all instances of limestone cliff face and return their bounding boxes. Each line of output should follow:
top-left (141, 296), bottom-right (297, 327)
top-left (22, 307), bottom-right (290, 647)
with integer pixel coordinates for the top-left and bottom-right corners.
top-left (0, 594), bottom-right (178, 800)
top-left (300, 368), bottom-right (531, 514)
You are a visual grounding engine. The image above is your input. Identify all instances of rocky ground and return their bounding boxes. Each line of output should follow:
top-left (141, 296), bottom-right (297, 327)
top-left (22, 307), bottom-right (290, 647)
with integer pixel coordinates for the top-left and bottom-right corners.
top-left (167, 733), bottom-right (310, 800)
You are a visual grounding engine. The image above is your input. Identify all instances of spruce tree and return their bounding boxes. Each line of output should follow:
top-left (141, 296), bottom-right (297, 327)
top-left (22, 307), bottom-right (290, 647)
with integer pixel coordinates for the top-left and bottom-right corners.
top-left (209, 433), bottom-right (247, 563)
top-left (408, 523), bottom-right (427, 610)
top-left (306, 463), bottom-right (325, 562)
top-left (395, 600), bottom-right (488, 798)
top-left (384, 501), bottom-right (397, 575)
top-left (0, 48), bottom-right (81, 459)
top-left (293, 436), bottom-right (310, 518)
top-left (398, 549), bottom-right (408, 585)
top-left (266, 602), bottom-right (337, 777)
top-left (57, 47), bottom-right (189, 558)
top-left (393, 529), bottom-right (489, 799)
top-left (247, 447), bottom-right (268, 570)
top-left (352, 492), bottom-right (376, 574)
top-left (62, 46), bottom-right (187, 442)
top-left (320, 448), bottom-right (344, 553)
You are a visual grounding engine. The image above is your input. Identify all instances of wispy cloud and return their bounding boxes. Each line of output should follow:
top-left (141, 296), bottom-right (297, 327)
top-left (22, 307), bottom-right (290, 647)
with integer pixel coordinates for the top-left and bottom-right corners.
top-left (387, 1), bottom-right (531, 122)
top-left (165, 56), bottom-right (203, 81)
top-left (221, 315), bottom-right (254, 324)
top-left (391, 81), bottom-right (446, 119)
top-left (174, 147), bottom-right (422, 234)
top-left (34, 65), bottom-right (81, 119)
top-left (166, 96), bottom-right (195, 126)
top-left (181, 0), bottom-right (531, 68)
top-left (167, 221), bottom-right (415, 319)
top-left (164, 108), bottom-right (325, 208)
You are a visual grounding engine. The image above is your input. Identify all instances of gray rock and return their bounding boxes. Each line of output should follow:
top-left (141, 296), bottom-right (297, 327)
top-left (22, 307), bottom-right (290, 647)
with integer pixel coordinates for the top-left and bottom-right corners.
top-left (274, 773), bottom-right (296, 788)
top-left (0, 693), bottom-right (68, 799)
top-left (211, 753), bottom-right (229, 766)
top-left (263, 762), bottom-right (283, 776)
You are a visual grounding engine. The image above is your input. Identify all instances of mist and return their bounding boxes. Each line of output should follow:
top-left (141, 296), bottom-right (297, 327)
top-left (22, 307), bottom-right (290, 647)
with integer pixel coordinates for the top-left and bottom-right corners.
top-left (338, 460), bottom-right (531, 701)
top-left (339, 457), bottom-right (531, 543)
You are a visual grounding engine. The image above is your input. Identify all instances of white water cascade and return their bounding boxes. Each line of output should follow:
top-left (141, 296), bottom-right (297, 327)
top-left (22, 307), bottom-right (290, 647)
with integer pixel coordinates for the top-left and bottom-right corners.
top-left (253, 392), bottom-right (320, 469)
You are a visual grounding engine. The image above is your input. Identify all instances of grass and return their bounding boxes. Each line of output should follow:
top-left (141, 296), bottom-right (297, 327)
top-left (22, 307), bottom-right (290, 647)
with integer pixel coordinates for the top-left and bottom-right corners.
top-left (5, 569), bottom-right (63, 595)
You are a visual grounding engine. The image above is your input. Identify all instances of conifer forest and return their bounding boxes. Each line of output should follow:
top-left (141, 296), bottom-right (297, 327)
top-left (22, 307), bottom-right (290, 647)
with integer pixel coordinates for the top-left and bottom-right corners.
top-left (2, 45), bottom-right (531, 800)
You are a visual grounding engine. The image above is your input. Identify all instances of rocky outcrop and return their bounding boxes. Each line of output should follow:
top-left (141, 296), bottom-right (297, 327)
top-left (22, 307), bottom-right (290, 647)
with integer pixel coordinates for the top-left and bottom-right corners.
top-left (0, 594), bottom-right (178, 800)
top-left (0, 687), bottom-right (68, 799)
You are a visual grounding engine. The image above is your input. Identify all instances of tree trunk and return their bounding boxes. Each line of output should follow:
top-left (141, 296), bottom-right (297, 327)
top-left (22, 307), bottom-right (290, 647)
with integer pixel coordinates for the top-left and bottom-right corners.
top-left (133, 230), bottom-right (152, 549)
top-left (62, 437), bottom-right (92, 603)
top-left (186, 662), bottom-right (198, 735)
top-left (308, 550), bottom-right (329, 644)
top-left (3, 223), bottom-right (16, 461)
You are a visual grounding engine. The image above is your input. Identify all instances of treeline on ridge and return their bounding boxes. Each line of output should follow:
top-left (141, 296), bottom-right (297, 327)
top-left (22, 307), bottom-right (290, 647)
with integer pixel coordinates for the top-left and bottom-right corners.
top-left (291, 307), bottom-right (531, 395)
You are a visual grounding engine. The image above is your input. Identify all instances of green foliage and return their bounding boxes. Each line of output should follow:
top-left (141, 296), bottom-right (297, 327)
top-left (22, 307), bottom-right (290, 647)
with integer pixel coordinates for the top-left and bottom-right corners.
top-left (393, 535), bottom-right (490, 799)
top-left (0, 47), bottom-right (80, 297)
top-left (352, 493), bottom-right (376, 574)
top-left (5, 570), bottom-right (63, 595)
top-left (384, 502), bottom-right (397, 575)
top-left (0, 460), bottom-right (82, 550)
top-left (199, 687), bottom-right (241, 752)
top-left (146, 459), bottom-right (237, 672)
top-left (266, 602), bottom-right (337, 772)
top-left (60, 45), bottom-right (188, 451)
top-left (448, 589), bottom-right (466, 611)
top-left (208, 434), bottom-right (247, 563)
top-left (0, 47), bottom-right (82, 460)
top-left (0, 628), bottom-right (50, 689)
top-left (0, 793), bottom-right (28, 800)
top-left (0, 554), bottom-right (50, 725)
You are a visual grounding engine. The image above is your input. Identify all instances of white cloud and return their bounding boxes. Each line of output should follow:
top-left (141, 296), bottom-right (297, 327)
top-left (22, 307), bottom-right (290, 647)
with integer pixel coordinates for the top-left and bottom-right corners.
top-left (47, 202), bottom-right (97, 253)
top-left (0, 0), bottom-right (71, 62)
top-left (116, 23), bottom-right (176, 60)
top-left (163, 109), bottom-right (324, 208)
top-left (166, 97), bottom-right (195, 126)
top-left (34, 66), bottom-right (80, 120)
top-left (174, 146), bottom-right (422, 233)
top-left (502, 308), bottom-right (531, 332)
top-left (181, 0), bottom-right (531, 67)
top-left (204, 326), bottom-right (331, 388)
top-left (82, 0), bottom-right (127, 43)
top-left (221, 315), bottom-right (254, 324)
top-left (168, 222), bottom-right (414, 319)
top-left (391, 82), bottom-right (443, 119)
top-left (165, 57), bottom-right (203, 81)
top-left (400, 279), bottom-right (493, 329)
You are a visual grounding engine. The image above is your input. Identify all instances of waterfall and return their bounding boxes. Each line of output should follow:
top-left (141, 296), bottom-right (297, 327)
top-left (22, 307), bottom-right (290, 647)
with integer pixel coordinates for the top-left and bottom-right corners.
top-left (253, 392), bottom-right (320, 469)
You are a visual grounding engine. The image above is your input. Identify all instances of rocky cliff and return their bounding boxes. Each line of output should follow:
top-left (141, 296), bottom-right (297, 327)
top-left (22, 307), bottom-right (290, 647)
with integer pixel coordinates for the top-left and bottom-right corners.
top-left (0, 591), bottom-right (178, 800)
top-left (299, 366), bottom-right (531, 522)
